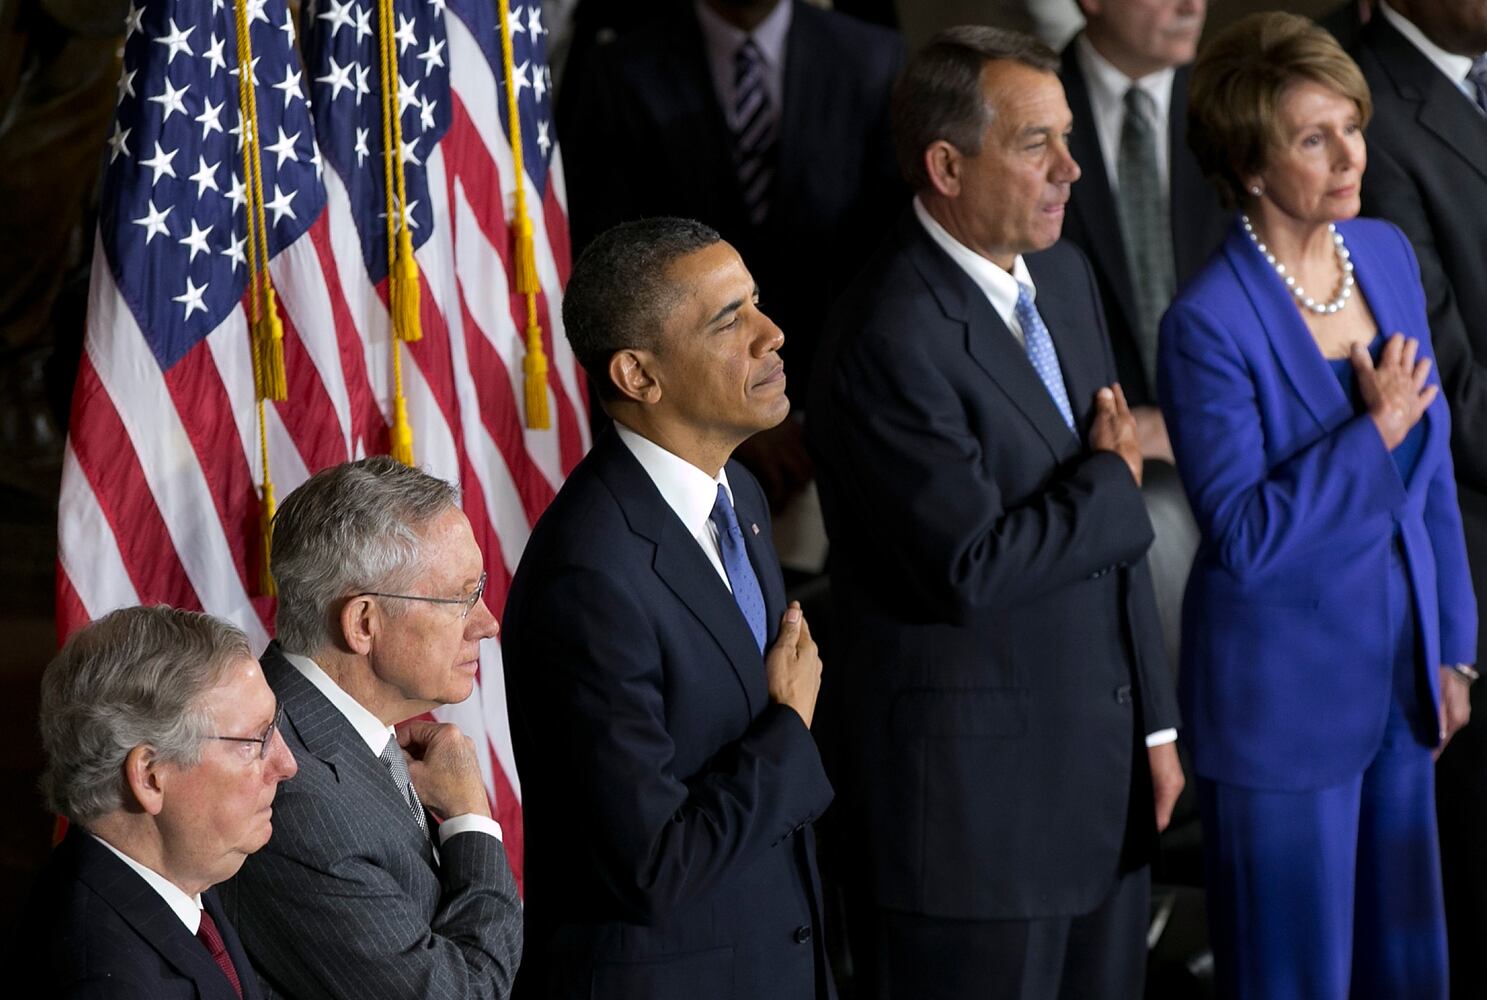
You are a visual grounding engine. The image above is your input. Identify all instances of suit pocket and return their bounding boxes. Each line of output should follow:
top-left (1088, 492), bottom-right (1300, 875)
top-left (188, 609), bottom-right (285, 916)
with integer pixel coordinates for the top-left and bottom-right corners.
top-left (590, 945), bottom-right (735, 1000)
top-left (890, 687), bottom-right (1029, 739)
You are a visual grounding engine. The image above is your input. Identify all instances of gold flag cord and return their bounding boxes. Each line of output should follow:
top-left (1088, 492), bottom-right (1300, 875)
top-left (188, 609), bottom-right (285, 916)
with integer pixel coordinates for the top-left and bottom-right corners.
top-left (377, 0), bottom-right (419, 464)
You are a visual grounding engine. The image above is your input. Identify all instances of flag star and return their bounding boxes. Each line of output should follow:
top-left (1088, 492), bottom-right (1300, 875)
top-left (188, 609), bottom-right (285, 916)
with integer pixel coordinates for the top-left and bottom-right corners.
top-left (508, 4), bottom-right (526, 35)
top-left (399, 136), bottom-right (421, 166)
top-left (246, 0), bottom-right (269, 24)
top-left (354, 5), bottom-right (373, 42)
top-left (222, 232), bottom-right (247, 270)
top-left (319, 0), bottom-right (355, 37)
top-left (280, 8), bottom-right (296, 41)
top-left (147, 75), bottom-right (190, 121)
top-left (527, 4), bottom-right (545, 37)
top-left (381, 200), bottom-right (420, 230)
top-left (132, 199), bottom-right (173, 244)
top-left (354, 126), bottom-right (370, 166)
top-left (536, 118), bottom-right (551, 157)
top-left (116, 67), bottom-right (137, 104)
top-left (228, 115), bottom-right (250, 152)
top-left (154, 18), bottom-right (195, 64)
top-left (354, 64), bottom-right (371, 105)
top-left (212, 0), bottom-right (223, 12)
top-left (417, 37), bottom-right (445, 75)
top-left (316, 56), bottom-right (356, 100)
top-left (395, 14), bottom-right (418, 55)
top-left (310, 142), bottom-right (323, 178)
top-left (397, 75), bottom-right (420, 118)
top-left (178, 218), bottom-right (214, 260)
top-left (533, 61), bottom-right (547, 101)
top-left (226, 173), bottom-right (247, 212)
top-left (427, 0), bottom-right (446, 13)
top-left (418, 94), bottom-right (437, 130)
top-left (229, 55), bottom-right (261, 85)
top-left (188, 155), bottom-right (220, 198)
top-left (195, 96), bottom-right (224, 139)
top-left (106, 122), bottom-right (131, 163)
top-left (123, 2), bottom-right (144, 37)
top-left (139, 142), bottom-right (179, 186)
top-left (273, 65), bottom-right (303, 109)
top-left (265, 184), bottom-right (297, 224)
top-left (173, 276), bottom-right (210, 320)
top-left (265, 126), bottom-right (301, 168)
top-left (510, 59), bottom-right (530, 97)
top-left (205, 34), bottom-right (226, 76)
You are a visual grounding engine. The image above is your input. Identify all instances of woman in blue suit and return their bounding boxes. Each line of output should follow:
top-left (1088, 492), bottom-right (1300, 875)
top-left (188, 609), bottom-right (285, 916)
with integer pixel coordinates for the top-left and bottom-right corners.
top-left (1158, 13), bottom-right (1477, 1000)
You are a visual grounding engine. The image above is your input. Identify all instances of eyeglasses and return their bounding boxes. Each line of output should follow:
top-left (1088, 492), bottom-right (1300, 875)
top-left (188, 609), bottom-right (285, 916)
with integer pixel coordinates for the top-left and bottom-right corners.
top-left (210, 702), bottom-right (283, 761)
top-left (354, 570), bottom-right (488, 620)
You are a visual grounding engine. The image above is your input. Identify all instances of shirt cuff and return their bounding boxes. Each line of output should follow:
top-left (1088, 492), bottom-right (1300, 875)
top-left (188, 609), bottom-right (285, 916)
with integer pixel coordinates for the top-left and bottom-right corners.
top-left (1144, 728), bottom-right (1178, 748)
top-left (437, 813), bottom-right (504, 845)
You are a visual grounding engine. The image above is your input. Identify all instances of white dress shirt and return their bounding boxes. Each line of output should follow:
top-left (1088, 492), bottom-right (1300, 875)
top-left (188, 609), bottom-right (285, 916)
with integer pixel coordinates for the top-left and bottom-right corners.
top-left (92, 834), bottom-right (203, 933)
top-left (281, 651), bottom-right (503, 843)
top-left (615, 422), bottom-right (738, 591)
top-left (1075, 34), bottom-right (1175, 196)
top-left (1379, 2), bottom-right (1480, 104)
top-left (912, 199), bottom-right (1178, 749)
top-left (694, 0), bottom-right (792, 132)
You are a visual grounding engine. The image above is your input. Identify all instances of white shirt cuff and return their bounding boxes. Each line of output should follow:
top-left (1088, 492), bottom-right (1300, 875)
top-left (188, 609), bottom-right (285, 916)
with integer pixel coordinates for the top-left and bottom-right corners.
top-left (1144, 728), bottom-right (1178, 748)
top-left (437, 813), bottom-right (504, 844)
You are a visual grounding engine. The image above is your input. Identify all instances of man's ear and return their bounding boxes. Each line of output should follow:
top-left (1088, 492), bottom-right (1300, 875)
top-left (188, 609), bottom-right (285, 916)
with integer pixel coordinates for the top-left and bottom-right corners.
top-left (609, 349), bottom-right (662, 405)
top-left (122, 744), bottom-right (167, 817)
top-left (338, 596), bottom-right (377, 657)
top-left (924, 140), bottom-right (963, 198)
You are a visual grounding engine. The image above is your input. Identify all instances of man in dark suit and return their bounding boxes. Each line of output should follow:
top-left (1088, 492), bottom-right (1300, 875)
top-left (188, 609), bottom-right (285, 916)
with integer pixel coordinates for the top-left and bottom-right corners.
top-left (16, 605), bottom-right (296, 999)
top-left (808, 28), bottom-right (1182, 1000)
top-left (558, 0), bottom-right (903, 509)
top-left (501, 217), bottom-right (833, 999)
top-left (1059, 0), bottom-right (1225, 667)
top-left (1352, 3), bottom-right (1487, 994)
top-left (222, 458), bottom-right (522, 999)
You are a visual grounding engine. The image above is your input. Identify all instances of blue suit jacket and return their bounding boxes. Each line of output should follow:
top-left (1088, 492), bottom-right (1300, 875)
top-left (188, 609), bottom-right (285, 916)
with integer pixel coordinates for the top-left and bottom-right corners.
top-left (1158, 216), bottom-right (1477, 791)
top-left (502, 427), bottom-right (836, 999)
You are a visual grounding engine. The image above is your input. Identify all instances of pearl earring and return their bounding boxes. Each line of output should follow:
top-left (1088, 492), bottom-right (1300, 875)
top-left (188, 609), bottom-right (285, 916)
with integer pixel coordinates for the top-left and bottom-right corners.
top-left (1249, 185), bottom-right (1263, 197)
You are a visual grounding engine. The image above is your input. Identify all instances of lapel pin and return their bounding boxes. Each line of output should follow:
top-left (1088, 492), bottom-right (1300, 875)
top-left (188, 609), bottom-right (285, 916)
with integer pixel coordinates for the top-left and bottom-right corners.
top-left (751, 523), bottom-right (760, 535)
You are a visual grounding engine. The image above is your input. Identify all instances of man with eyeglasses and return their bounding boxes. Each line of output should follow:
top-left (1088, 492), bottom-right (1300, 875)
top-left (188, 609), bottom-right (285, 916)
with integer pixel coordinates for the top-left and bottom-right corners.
top-left (220, 456), bottom-right (521, 1000)
top-left (16, 604), bottom-right (296, 999)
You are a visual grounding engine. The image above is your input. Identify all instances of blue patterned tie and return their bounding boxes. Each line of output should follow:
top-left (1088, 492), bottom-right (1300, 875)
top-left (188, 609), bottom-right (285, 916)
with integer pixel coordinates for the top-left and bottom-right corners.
top-left (1015, 283), bottom-right (1077, 433)
top-left (1469, 55), bottom-right (1487, 117)
top-left (709, 483), bottom-right (767, 652)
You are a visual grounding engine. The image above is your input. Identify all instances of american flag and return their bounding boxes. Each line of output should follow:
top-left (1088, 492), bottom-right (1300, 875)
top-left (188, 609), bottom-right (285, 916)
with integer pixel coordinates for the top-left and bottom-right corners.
top-left (57, 0), bottom-right (587, 887)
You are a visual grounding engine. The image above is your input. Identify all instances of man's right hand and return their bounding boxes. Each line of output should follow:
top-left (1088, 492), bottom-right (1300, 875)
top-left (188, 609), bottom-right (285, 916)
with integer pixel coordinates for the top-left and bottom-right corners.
top-left (397, 719), bottom-right (492, 820)
top-left (1090, 384), bottom-right (1143, 486)
top-left (765, 601), bottom-right (822, 728)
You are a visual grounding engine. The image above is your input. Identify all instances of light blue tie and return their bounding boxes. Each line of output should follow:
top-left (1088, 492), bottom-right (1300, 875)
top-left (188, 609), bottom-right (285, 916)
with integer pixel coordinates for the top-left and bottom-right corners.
top-left (1015, 283), bottom-right (1077, 433)
top-left (709, 483), bottom-right (767, 653)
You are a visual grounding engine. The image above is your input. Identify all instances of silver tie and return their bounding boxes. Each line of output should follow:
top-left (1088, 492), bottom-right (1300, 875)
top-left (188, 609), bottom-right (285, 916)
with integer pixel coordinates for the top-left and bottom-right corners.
top-left (380, 734), bottom-right (429, 837)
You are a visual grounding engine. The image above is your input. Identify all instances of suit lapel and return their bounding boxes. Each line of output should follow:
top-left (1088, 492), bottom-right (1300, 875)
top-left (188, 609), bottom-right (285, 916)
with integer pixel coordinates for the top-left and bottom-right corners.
top-left (594, 433), bottom-right (765, 715)
top-left (70, 830), bottom-right (241, 999)
top-left (1369, 20), bottom-right (1487, 188)
top-left (901, 215), bottom-right (1080, 460)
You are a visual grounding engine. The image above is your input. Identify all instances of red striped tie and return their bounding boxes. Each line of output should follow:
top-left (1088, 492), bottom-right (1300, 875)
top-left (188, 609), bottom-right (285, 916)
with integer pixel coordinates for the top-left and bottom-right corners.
top-left (197, 909), bottom-right (244, 999)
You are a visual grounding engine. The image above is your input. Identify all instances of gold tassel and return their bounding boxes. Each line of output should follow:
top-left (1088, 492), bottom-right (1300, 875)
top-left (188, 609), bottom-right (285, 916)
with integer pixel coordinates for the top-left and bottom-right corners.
top-left (258, 478), bottom-right (278, 597)
top-left (392, 226), bottom-right (422, 342)
top-left (513, 201), bottom-right (539, 295)
top-left (256, 285), bottom-right (288, 401)
top-left (523, 318), bottom-right (550, 430)
top-left (390, 394), bottom-right (415, 465)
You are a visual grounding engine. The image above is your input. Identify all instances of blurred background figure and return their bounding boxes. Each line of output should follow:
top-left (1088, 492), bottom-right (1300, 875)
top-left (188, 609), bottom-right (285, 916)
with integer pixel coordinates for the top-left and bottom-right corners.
top-left (1164, 13), bottom-right (1475, 997)
top-left (12, 605), bottom-right (296, 1000)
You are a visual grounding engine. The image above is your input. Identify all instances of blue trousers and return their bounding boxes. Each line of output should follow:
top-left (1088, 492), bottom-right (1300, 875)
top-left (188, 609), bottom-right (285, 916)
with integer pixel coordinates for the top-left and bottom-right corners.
top-left (1198, 557), bottom-right (1446, 1000)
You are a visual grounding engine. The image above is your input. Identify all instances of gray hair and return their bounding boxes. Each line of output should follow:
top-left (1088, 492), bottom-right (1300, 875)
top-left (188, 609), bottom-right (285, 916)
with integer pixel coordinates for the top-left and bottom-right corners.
top-left (271, 456), bottom-right (460, 654)
top-left (892, 25), bottom-right (1060, 190)
top-left (39, 605), bottom-right (251, 825)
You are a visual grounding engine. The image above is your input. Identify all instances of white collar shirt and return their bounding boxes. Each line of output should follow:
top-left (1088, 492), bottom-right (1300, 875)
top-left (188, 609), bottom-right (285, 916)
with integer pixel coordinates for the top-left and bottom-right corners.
top-left (615, 422), bottom-right (736, 591)
top-left (695, 0), bottom-right (793, 133)
top-left (92, 834), bottom-right (202, 934)
top-left (1380, 2), bottom-right (1479, 102)
top-left (1075, 34), bottom-right (1175, 195)
top-left (913, 196), bottom-right (1038, 349)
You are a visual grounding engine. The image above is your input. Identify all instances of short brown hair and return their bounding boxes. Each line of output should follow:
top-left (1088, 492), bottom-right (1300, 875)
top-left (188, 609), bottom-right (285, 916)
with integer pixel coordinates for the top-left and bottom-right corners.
top-left (891, 26), bottom-right (1059, 191)
top-left (1188, 11), bottom-right (1372, 207)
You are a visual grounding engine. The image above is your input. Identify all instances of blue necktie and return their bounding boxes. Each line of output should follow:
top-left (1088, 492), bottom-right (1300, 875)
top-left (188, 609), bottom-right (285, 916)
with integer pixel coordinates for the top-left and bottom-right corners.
top-left (709, 483), bottom-right (767, 652)
top-left (1015, 283), bottom-right (1077, 433)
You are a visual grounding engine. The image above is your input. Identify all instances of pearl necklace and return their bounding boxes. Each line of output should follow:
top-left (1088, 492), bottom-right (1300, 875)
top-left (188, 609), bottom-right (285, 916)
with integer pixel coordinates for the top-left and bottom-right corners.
top-left (1240, 214), bottom-right (1355, 315)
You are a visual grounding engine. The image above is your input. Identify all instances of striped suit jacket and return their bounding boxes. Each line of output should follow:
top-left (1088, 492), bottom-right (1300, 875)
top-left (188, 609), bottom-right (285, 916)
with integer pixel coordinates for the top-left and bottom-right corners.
top-left (220, 643), bottom-right (522, 999)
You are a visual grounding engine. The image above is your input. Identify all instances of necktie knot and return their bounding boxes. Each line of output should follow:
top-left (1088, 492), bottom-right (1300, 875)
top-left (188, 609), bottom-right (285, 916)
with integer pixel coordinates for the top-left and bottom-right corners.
top-left (709, 483), bottom-right (767, 652)
top-left (1123, 85), bottom-right (1156, 129)
top-left (198, 909), bottom-right (244, 999)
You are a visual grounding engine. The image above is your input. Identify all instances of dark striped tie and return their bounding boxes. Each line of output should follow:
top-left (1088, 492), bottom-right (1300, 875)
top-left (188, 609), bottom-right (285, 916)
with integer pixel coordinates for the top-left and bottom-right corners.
top-left (733, 38), bottom-right (776, 226)
top-left (1115, 86), bottom-right (1176, 393)
top-left (1469, 55), bottom-right (1487, 116)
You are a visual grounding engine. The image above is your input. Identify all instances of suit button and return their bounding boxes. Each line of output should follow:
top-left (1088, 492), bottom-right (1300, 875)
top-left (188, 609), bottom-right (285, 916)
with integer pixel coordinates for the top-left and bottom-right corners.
top-left (1114, 684), bottom-right (1132, 705)
top-left (1088, 566), bottom-right (1111, 579)
top-left (793, 925), bottom-right (813, 944)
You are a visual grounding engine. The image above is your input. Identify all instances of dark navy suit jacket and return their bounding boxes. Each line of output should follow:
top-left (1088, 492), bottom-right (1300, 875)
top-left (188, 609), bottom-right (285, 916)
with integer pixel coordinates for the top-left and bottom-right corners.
top-left (502, 427), bottom-right (835, 999)
top-left (13, 827), bottom-right (262, 1000)
top-left (1158, 217), bottom-right (1477, 791)
top-left (808, 211), bottom-right (1179, 921)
